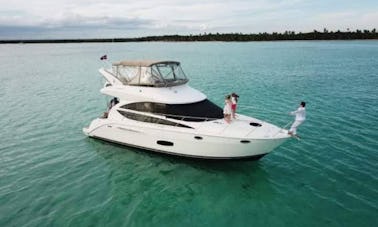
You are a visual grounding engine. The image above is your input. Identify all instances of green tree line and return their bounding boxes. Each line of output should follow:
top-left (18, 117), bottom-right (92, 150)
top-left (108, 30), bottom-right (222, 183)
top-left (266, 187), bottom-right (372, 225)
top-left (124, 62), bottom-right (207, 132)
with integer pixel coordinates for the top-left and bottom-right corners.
top-left (1, 29), bottom-right (377, 44)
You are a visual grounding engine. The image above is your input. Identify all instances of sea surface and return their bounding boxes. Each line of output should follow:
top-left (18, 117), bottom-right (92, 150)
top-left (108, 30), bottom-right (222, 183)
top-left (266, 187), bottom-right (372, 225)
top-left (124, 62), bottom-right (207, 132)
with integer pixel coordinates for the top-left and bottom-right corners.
top-left (0, 41), bottom-right (377, 227)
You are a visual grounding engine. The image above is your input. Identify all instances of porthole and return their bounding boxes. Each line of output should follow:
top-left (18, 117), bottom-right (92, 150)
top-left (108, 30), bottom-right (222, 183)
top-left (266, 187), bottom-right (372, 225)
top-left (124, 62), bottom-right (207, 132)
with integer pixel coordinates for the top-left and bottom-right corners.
top-left (240, 140), bottom-right (250, 144)
top-left (250, 122), bottom-right (262, 127)
top-left (194, 136), bottom-right (203, 140)
top-left (157, 140), bottom-right (174, 146)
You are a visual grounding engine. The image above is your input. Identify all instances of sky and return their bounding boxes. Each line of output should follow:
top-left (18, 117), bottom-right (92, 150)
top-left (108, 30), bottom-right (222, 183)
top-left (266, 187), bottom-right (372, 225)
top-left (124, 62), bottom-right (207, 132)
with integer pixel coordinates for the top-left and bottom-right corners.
top-left (0, 0), bottom-right (377, 39)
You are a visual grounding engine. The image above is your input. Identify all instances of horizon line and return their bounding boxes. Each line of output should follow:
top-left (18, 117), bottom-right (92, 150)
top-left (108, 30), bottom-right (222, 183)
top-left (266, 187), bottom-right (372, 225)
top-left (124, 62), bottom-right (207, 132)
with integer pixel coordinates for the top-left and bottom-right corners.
top-left (1, 29), bottom-right (377, 43)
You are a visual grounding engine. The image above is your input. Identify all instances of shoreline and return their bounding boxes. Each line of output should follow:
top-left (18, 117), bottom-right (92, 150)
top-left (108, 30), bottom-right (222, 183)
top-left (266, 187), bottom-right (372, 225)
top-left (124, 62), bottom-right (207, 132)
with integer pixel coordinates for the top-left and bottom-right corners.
top-left (2, 38), bottom-right (378, 44)
top-left (1, 31), bottom-right (377, 44)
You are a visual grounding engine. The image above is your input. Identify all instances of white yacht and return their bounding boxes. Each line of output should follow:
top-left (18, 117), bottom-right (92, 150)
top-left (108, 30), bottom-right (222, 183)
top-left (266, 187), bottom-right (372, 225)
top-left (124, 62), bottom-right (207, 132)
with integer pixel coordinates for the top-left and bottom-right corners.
top-left (83, 60), bottom-right (291, 160)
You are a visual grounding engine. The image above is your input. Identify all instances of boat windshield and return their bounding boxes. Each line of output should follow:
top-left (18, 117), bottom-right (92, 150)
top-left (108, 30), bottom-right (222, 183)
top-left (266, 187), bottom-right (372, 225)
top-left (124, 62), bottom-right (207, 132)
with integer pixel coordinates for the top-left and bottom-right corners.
top-left (112, 61), bottom-right (188, 87)
top-left (120, 99), bottom-right (224, 122)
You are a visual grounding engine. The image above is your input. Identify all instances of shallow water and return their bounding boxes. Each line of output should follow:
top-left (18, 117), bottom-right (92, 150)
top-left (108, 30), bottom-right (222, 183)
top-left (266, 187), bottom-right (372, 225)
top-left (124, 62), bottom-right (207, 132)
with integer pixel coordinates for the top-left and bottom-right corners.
top-left (0, 41), bottom-right (377, 226)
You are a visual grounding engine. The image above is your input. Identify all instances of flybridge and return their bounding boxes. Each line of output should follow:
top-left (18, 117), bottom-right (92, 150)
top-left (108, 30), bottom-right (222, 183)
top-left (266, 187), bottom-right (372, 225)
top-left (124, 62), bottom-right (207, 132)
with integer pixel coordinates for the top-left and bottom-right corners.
top-left (98, 60), bottom-right (206, 104)
top-left (110, 60), bottom-right (189, 87)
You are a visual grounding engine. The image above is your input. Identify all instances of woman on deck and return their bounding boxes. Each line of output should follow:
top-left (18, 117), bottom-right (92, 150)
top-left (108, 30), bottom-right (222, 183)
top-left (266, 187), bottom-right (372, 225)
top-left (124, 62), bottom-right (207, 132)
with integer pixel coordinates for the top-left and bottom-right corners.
top-left (224, 95), bottom-right (232, 123)
top-left (231, 93), bottom-right (239, 119)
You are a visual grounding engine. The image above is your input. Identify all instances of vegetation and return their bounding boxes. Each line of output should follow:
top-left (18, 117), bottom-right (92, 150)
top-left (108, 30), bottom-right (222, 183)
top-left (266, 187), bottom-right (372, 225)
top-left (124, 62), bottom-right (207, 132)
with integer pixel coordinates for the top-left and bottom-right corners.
top-left (1, 29), bottom-right (377, 44)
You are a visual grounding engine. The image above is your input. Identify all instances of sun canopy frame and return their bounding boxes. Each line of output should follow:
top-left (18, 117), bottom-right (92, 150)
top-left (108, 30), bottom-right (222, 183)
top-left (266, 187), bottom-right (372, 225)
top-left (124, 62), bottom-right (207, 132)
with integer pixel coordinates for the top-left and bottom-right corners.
top-left (111, 60), bottom-right (189, 87)
top-left (113, 60), bottom-right (180, 67)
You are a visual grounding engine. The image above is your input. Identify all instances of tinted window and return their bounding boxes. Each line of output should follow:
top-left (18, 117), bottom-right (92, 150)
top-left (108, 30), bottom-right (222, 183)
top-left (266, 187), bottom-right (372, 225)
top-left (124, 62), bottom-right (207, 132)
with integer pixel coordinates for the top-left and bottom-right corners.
top-left (121, 100), bottom-right (223, 122)
top-left (118, 110), bottom-right (193, 129)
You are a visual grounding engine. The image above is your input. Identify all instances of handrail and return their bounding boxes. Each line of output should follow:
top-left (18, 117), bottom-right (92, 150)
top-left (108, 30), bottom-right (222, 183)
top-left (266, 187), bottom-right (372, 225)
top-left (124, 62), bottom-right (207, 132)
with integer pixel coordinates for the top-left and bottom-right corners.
top-left (117, 108), bottom-right (221, 122)
top-left (271, 121), bottom-right (292, 138)
top-left (113, 108), bottom-right (294, 139)
top-left (118, 108), bottom-right (170, 120)
top-left (244, 126), bottom-right (259, 137)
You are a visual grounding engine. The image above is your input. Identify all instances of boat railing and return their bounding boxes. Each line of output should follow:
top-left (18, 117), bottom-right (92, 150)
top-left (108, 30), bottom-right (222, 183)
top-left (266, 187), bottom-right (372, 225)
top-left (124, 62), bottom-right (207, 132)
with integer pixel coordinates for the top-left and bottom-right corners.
top-left (244, 125), bottom-right (259, 137)
top-left (118, 108), bottom-right (221, 129)
top-left (118, 108), bottom-right (294, 137)
top-left (159, 113), bottom-right (220, 122)
top-left (271, 121), bottom-right (292, 137)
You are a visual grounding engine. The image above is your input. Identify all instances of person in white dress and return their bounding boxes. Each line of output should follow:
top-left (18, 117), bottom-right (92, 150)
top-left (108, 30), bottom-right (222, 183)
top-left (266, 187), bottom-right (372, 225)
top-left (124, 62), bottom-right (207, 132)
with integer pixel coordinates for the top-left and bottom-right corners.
top-left (223, 95), bottom-right (232, 123)
top-left (288, 101), bottom-right (306, 136)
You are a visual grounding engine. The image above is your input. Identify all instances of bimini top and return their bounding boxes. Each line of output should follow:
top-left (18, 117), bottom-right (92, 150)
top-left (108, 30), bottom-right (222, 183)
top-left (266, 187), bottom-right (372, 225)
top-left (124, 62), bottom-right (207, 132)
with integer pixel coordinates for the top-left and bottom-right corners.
top-left (111, 60), bottom-right (188, 87)
top-left (113, 60), bottom-right (180, 67)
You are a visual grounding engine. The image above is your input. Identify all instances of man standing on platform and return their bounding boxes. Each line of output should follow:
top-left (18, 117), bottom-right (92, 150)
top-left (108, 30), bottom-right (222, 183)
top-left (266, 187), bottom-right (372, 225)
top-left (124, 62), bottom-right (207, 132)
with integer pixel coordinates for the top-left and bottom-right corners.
top-left (288, 101), bottom-right (306, 136)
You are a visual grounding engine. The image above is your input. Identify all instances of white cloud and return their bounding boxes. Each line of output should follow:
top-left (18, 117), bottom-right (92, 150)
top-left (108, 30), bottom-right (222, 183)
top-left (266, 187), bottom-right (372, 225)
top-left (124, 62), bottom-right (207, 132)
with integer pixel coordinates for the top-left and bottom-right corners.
top-left (0, 0), bottom-right (306, 28)
top-left (0, 0), bottom-right (377, 38)
top-left (309, 11), bottom-right (378, 31)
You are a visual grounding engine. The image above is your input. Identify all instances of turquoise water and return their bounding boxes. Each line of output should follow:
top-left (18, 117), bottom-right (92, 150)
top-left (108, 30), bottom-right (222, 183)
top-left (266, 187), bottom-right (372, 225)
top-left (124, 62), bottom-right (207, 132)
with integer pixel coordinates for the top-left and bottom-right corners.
top-left (0, 41), bottom-right (377, 226)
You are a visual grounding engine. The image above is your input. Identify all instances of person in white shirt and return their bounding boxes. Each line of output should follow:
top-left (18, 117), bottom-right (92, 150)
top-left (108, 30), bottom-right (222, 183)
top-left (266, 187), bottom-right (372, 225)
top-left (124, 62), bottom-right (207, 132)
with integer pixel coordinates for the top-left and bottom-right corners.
top-left (288, 101), bottom-right (306, 136)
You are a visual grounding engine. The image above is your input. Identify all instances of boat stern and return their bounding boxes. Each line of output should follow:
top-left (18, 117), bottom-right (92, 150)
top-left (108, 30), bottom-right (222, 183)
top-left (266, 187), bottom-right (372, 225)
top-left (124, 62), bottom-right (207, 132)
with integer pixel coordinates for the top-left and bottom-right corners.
top-left (82, 117), bottom-right (109, 137)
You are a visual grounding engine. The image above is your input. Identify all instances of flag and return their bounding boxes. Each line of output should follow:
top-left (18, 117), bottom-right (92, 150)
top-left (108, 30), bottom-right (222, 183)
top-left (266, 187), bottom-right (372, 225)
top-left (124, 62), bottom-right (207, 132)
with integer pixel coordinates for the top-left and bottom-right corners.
top-left (100, 55), bottom-right (107, 60)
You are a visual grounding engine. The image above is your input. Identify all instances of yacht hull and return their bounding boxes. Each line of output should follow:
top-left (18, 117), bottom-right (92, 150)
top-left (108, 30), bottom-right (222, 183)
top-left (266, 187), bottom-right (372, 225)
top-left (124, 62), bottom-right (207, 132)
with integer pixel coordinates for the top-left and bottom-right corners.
top-left (83, 61), bottom-right (292, 160)
top-left (91, 136), bottom-right (268, 160)
top-left (83, 119), bottom-right (289, 160)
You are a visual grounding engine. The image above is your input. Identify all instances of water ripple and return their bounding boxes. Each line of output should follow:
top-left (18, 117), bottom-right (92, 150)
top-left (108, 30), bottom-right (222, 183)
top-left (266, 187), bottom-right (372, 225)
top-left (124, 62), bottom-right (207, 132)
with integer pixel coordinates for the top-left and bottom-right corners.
top-left (0, 41), bottom-right (377, 227)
